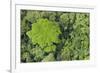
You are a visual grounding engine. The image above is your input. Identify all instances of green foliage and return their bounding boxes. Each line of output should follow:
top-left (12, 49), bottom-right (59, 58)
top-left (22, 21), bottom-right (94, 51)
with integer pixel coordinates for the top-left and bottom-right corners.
top-left (21, 10), bottom-right (90, 62)
top-left (43, 45), bottom-right (56, 53)
top-left (61, 39), bottom-right (72, 60)
top-left (60, 13), bottom-right (70, 26)
top-left (30, 46), bottom-right (45, 61)
top-left (60, 13), bottom-right (90, 60)
top-left (60, 13), bottom-right (75, 27)
top-left (26, 18), bottom-right (61, 49)
top-left (21, 52), bottom-right (32, 62)
top-left (25, 10), bottom-right (42, 23)
top-left (42, 53), bottom-right (55, 62)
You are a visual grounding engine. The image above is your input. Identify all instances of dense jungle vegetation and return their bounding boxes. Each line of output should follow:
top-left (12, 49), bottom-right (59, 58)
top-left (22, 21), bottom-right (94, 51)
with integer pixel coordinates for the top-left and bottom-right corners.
top-left (20, 10), bottom-right (90, 62)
